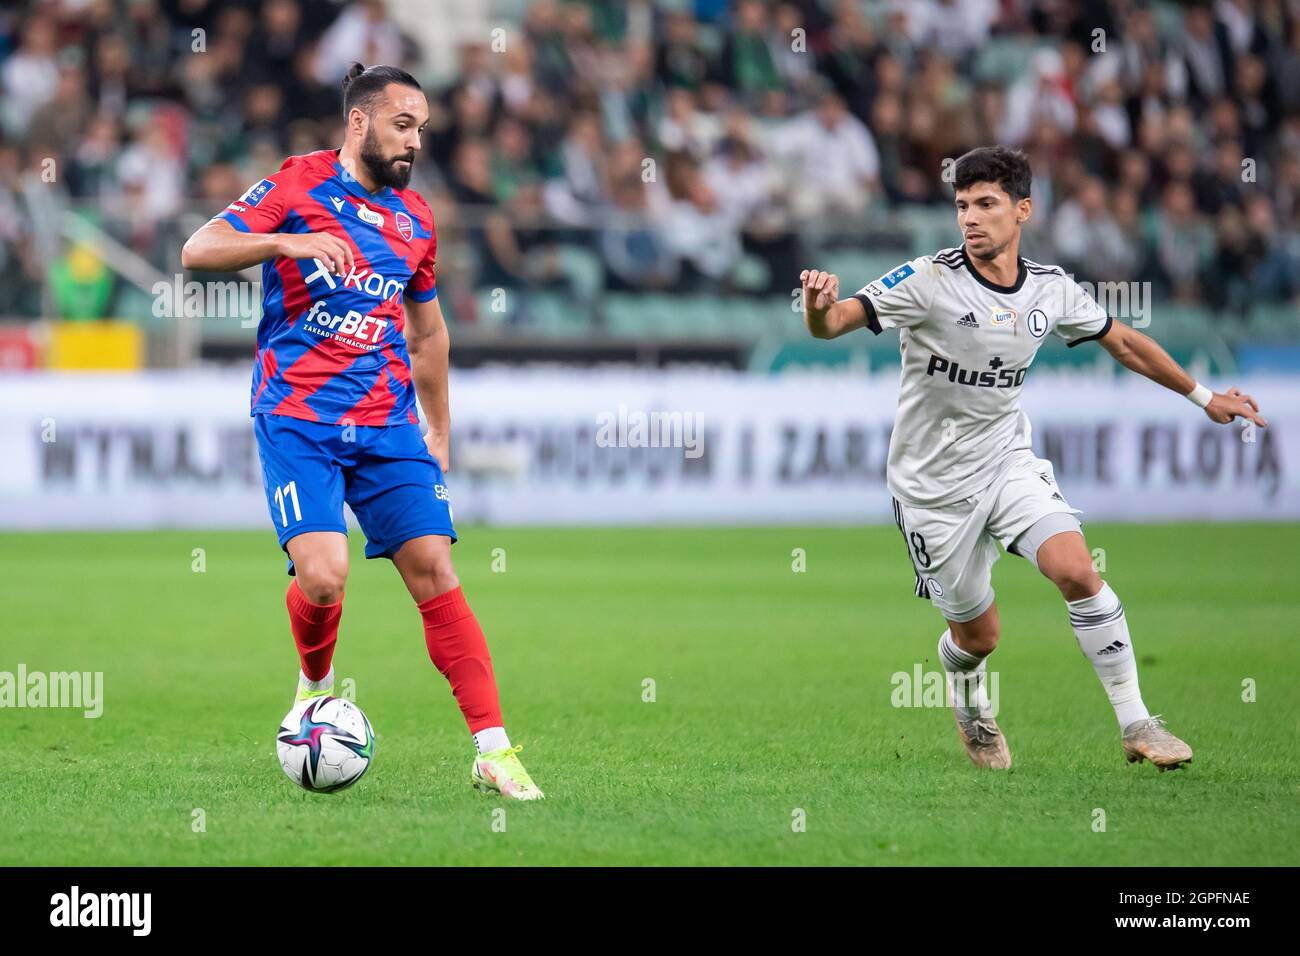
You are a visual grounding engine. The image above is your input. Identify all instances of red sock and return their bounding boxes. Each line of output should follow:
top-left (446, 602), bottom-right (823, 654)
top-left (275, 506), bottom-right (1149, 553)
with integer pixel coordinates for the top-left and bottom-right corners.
top-left (418, 586), bottom-right (503, 733)
top-left (286, 579), bottom-right (342, 681)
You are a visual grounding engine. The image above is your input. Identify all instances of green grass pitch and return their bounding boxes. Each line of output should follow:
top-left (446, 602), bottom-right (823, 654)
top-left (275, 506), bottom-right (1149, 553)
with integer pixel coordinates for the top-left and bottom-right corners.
top-left (1, 524), bottom-right (1297, 866)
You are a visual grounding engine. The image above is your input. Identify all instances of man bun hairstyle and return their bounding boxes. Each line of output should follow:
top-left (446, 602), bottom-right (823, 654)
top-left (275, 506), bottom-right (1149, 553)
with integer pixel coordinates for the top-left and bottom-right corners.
top-left (341, 62), bottom-right (422, 118)
top-left (953, 146), bottom-right (1033, 202)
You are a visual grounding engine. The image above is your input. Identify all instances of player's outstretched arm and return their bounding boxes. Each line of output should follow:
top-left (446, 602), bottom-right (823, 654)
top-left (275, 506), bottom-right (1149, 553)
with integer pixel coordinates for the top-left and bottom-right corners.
top-left (180, 219), bottom-right (354, 276)
top-left (1098, 321), bottom-right (1267, 427)
top-left (403, 294), bottom-right (451, 470)
top-left (800, 269), bottom-right (867, 340)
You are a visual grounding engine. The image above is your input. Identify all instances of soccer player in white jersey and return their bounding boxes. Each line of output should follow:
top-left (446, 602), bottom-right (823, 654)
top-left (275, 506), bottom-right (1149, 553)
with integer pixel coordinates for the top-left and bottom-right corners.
top-left (799, 146), bottom-right (1267, 771)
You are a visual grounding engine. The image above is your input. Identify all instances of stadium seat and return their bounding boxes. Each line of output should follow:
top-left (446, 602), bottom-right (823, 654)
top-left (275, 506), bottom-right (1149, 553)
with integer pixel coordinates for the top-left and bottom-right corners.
top-left (555, 245), bottom-right (604, 300)
top-left (818, 250), bottom-right (910, 288)
top-left (602, 294), bottom-right (651, 337)
top-left (972, 38), bottom-right (1044, 85)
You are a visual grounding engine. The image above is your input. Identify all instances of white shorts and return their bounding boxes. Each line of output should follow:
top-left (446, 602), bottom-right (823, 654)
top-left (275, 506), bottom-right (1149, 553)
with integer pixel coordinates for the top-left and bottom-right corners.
top-left (890, 452), bottom-right (1082, 622)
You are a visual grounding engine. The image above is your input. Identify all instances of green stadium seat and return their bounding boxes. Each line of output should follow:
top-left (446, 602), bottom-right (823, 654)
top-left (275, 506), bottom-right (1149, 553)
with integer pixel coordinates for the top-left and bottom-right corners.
top-left (524, 292), bottom-right (583, 336)
top-left (819, 250), bottom-right (909, 288)
top-left (730, 253), bottom-right (771, 293)
top-left (972, 38), bottom-right (1044, 85)
top-left (602, 294), bottom-right (650, 337)
top-left (655, 295), bottom-right (707, 336)
top-left (555, 245), bottom-right (604, 299)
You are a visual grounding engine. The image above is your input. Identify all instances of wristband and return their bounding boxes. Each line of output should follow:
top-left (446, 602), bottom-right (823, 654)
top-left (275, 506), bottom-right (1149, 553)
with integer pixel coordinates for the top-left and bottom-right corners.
top-left (1187, 383), bottom-right (1213, 408)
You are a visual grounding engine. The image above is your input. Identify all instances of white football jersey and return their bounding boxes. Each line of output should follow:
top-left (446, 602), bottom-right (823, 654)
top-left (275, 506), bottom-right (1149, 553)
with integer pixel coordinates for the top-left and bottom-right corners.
top-left (853, 245), bottom-right (1112, 507)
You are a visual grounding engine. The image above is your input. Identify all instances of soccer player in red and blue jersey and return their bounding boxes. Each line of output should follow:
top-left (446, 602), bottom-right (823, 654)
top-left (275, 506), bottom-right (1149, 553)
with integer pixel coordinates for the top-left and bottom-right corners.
top-left (182, 63), bottom-right (543, 800)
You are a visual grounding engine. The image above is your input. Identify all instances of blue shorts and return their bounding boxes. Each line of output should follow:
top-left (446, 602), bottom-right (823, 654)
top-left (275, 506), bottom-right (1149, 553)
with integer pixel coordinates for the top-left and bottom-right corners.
top-left (253, 413), bottom-right (456, 574)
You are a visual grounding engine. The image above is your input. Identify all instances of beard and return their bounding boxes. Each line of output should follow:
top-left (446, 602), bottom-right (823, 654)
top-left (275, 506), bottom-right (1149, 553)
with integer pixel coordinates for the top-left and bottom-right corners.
top-left (968, 235), bottom-right (1009, 260)
top-left (360, 127), bottom-right (415, 190)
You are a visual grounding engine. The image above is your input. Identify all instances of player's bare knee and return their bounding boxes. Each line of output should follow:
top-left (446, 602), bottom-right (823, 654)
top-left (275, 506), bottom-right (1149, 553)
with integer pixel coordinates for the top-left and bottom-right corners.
top-left (296, 560), bottom-right (347, 605)
top-left (1034, 530), bottom-right (1098, 600)
top-left (1050, 561), bottom-right (1101, 602)
top-left (428, 559), bottom-right (459, 596)
top-left (951, 621), bottom-right (999, 657)
top-left (410, 550), bottom-right (458, 596)
top-left (969, 628), bottom-right (999, 656)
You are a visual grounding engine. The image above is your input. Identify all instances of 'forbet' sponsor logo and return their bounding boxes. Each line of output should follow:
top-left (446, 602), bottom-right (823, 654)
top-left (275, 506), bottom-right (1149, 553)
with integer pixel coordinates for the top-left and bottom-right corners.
top-left (302, 300), bottom-right (388, 350)
top-left (50, 886), bottom-right (151, 936)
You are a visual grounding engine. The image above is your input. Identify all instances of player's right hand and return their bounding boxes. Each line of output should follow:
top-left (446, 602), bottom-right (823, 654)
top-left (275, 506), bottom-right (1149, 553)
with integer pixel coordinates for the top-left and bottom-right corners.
top-left (278, 232), bottom-right (354, 277)
top-left (1205, 386), bottom-right (1267, 427)
top-left (800, 269), bottom-right (840, 316)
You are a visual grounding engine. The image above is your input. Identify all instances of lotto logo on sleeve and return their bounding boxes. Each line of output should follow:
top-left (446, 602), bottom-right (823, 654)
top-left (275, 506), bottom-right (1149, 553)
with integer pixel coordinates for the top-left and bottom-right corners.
top-left (240, 179), bottom-right (276, 207)
top-left (879, 264), bottom-right (915, 289)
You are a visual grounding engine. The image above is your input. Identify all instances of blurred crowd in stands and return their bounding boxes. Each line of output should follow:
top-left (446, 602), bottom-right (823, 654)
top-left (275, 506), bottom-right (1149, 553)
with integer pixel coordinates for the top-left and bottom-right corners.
top-left (0, 0), bottom-right (1297, 321)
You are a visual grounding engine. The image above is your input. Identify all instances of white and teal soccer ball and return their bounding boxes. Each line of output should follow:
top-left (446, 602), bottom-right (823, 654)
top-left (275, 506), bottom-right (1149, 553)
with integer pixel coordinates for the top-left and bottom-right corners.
top-left (276, 697), bottom-right (375, 793)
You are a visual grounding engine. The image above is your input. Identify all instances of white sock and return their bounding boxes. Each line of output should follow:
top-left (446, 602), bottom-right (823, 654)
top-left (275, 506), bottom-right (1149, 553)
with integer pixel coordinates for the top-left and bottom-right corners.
top-left (1068, 583), bottom-right (1150, 729)
top-left (473, 726), bottom-right (511, 754)
top-left (299, 667), bottom-right (334, 691)
top-left (937, 629), bottom-right (992, 720)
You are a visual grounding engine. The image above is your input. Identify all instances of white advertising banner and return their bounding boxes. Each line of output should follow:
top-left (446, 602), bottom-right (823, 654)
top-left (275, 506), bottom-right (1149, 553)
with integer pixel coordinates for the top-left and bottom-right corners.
top-left (0, 370), bottom-right (1293, 528)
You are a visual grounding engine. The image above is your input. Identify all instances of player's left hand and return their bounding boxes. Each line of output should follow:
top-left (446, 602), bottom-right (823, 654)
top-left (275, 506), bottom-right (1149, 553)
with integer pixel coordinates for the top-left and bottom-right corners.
top-left (1205, 387), bottom-right (1267, 427)
top-left (425, 430), bottom-right (449, 471)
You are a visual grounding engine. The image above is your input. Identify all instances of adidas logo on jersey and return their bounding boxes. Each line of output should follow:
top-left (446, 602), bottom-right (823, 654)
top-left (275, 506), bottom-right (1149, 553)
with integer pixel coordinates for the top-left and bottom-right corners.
top-left (1096, 640), bottom-right (1128, 656)
top-left (956, 312), bottom-right (979, 328)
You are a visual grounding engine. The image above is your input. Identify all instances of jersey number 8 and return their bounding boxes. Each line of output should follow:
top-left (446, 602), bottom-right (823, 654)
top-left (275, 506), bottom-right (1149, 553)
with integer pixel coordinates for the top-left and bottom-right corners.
top-left (909, 532), bottom-right (932, 568)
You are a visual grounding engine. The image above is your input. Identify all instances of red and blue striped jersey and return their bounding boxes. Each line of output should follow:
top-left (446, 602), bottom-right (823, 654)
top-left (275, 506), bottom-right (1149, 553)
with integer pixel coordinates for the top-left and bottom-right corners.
top-left (218, 148), bottom-right (438, 426)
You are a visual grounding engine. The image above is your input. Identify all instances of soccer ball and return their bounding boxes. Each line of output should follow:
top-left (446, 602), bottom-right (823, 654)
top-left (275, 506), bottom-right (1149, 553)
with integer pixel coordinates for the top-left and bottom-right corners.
top-left (276, 696), bottom-right (375, 793)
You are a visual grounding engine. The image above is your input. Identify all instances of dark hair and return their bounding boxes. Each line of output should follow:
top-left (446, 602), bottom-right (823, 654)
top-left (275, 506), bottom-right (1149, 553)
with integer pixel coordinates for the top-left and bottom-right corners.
top-left (341, 63), bottom-right (422, 118)
top-left (953, 146), bottom-right (1032, 202)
